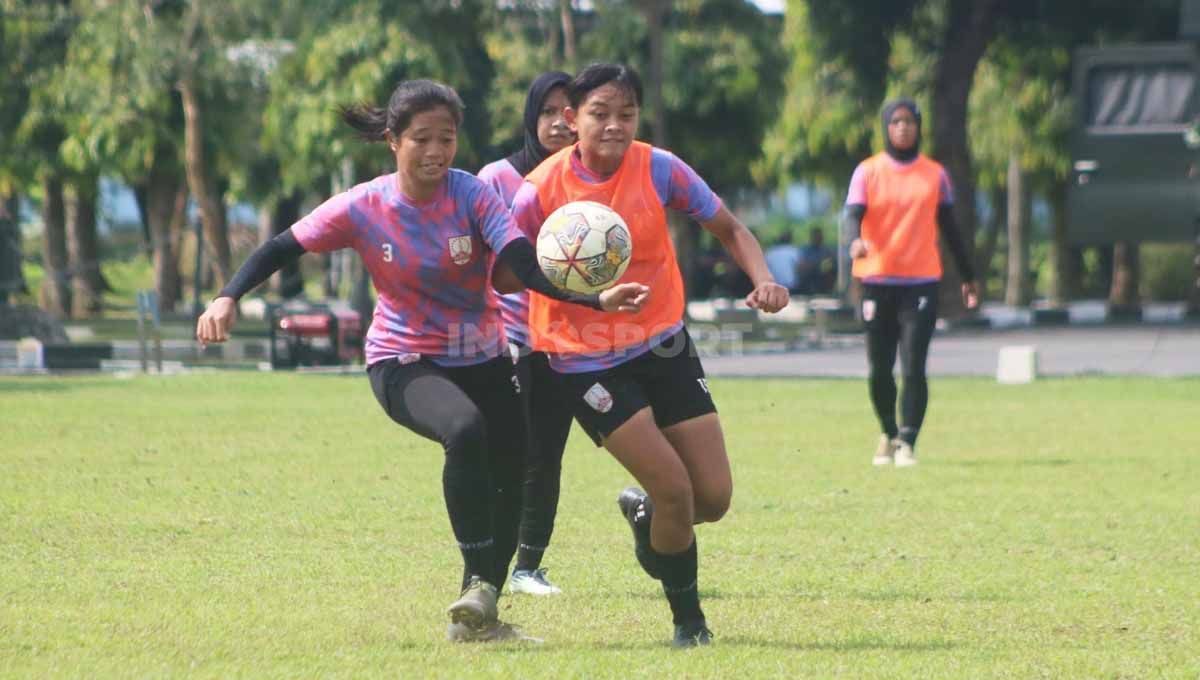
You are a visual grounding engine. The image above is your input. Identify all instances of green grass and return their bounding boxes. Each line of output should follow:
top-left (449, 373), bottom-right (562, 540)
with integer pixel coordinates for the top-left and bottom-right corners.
top-left (1, 375), bottom-right (1197, 678)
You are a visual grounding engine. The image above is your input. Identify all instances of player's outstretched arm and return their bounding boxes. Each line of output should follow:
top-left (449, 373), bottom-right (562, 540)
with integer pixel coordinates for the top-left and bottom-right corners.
top-left (494, 237), bottom-right (648, 313)
top-left (700, 206), bottom-right (789, 313)
top-left (195, 230), bottom-right (307, 344)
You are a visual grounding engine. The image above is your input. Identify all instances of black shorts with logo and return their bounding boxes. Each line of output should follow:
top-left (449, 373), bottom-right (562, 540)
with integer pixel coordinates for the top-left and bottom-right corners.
top-left (558, 327), bottom-right (717, 446)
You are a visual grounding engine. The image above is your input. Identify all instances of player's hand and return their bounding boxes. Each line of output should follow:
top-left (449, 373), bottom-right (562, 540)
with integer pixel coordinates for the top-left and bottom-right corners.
top-left (599, 282), bottom-right (650, 313)
top-left (849, 238), bottom-right (869, 259)
top-left (961, 280), bottom-right (981, 310)
top-left (196, 296), bottom-right (238, 345)
top-left (746, 281), bottom-right (789, 313)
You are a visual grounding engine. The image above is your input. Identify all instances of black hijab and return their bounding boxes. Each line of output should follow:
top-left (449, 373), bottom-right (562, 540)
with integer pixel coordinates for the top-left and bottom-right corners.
top-left (881, 97), bottom-right (921, 162)
top-left (506, 71), bottom-right (573, 177)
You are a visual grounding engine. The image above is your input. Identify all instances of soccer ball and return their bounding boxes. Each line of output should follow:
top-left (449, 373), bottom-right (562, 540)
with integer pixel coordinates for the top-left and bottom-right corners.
top-left (536, 200), bottom-right (633, 294)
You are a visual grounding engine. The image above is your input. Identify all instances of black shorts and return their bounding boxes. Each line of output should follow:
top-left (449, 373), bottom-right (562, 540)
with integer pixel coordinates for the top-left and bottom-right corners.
top-left (559, 327), bottom-right (716, 446)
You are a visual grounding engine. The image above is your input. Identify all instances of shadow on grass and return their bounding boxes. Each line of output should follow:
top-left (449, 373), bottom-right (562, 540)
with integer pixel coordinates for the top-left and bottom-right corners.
top-left (714, 634), bottom-right (958, 652)
top-left (850, 589), bottom-right (1020, 603)
top-left (494, 635), bottom-right (958, 653)
top-left (0, 379), bottom-right (91, 393)
top-left (943, 458), bottom-right (1077, 467)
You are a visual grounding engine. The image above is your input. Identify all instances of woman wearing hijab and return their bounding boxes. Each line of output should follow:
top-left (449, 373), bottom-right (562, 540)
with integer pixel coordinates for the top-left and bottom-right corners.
top-left (842, 97), bottom-right (980, 468)
top-left (477, 71), bottom-right (577, 596)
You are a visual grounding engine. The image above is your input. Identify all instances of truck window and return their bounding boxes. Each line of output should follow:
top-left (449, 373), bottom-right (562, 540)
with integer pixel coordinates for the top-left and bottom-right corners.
top-left (1086, 63), bottom-right (1195, 132)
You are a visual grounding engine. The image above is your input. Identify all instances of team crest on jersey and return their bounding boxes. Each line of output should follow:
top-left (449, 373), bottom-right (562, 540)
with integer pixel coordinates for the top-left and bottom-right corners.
top-left (583, 383), bottom-right (613, 413)
top-left (862, 299), bottom-right (876, 321)
top-left (448, 235), bottom-right (473, 265)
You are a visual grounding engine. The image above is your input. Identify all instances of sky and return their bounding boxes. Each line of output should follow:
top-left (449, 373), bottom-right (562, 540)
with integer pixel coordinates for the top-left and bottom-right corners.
top-left (750, 0), bottom-right (785, 13)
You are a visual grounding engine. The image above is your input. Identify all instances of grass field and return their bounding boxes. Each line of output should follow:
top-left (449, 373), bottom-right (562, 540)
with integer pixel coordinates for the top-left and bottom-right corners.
top-left (2, 374), bottom-right (1197, 678)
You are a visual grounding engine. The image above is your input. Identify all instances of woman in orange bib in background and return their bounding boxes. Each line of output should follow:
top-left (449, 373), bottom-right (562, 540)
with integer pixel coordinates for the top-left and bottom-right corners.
top-left (843, 97), bottom-right (980, 468)
top-left (511, 63), bottom-right (788, 647)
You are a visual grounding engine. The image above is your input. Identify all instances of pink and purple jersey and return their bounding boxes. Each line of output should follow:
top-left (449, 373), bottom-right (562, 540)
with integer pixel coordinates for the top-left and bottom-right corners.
top-left (291, 169), bottom-right (522, 367)
top-left (476, 158), bottom-right (532, 346)
top-left (511, 146), bottom-right (722, 373)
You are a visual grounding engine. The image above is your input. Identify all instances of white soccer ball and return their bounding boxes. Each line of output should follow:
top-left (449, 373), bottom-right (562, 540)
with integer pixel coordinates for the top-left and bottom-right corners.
top-left (535, 200), bottom-right (633, 294)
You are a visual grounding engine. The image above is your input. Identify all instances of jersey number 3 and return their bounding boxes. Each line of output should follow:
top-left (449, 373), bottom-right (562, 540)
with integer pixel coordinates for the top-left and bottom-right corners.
top-left (382, 244), bottom-right (393, 262)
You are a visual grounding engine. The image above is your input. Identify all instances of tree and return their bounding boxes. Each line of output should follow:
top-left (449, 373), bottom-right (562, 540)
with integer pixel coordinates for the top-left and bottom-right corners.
top-left (4, 0), bottom-right (77, 317)
top-left (765, 0), bottom-right (1180, 315)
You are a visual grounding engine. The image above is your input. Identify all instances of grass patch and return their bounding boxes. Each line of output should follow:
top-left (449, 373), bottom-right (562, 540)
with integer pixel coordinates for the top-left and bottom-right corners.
top-left (1, 375), bottom-right (1197, 677)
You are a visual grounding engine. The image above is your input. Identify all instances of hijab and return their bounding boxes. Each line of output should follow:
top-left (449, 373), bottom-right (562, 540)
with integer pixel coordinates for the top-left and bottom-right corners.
top-left (881, 97), bottom-right (922, 162)
top-left (506, 71), bottom-right (573, 177)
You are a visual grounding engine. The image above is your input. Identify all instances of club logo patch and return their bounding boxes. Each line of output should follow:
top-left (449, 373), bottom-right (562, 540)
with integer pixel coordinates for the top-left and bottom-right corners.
top-left (448, 235), bottom-right (473, 265)
top-left (583, 383), bottom-right (613, 413)
top-left (863, 299), bottom-right (876, 321)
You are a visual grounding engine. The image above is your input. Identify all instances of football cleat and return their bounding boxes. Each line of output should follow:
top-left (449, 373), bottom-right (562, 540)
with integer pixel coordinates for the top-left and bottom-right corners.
top-left (509, 568), bottom-right (562, 595)
top-left (446, 576), bottom-right (498, 630)
top-left (672, 619), bottom-right (713, 648)
top-left (617, 486), bottom-right (661, 579)
top-left (872, 435), bottom-right (897, 466)
top-left (894, 440), bottom-right (918, 467)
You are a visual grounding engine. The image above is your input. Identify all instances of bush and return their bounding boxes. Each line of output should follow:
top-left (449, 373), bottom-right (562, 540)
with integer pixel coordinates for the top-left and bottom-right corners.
top-left (1140, 243), bottom-right (1194, 302)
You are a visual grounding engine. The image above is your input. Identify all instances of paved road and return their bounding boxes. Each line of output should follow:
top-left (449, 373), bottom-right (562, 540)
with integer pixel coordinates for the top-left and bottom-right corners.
top-left (700, 324), bottom-right (1200, 378)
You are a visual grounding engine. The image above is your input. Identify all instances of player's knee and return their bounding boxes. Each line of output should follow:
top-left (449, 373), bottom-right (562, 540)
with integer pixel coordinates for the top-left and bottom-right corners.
top-left (443, 411), bottom-right (487, 458)
top-left (652, 476), bottom-right (695, 521)
top-left (695, 486), bottom-right (731, 523)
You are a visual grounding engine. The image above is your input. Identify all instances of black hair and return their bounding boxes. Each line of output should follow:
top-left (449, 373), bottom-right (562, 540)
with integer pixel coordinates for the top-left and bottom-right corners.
top-left (567, 63), bottom-right (643, 109)
top-left (338, 79), bottom-right (465, 142)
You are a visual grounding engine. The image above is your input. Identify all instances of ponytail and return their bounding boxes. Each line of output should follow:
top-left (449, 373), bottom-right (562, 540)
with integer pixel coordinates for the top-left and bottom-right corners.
top-left (338, 80), bottom-right (465, 143)
top-left (338, 103), bottom-right (390, 142)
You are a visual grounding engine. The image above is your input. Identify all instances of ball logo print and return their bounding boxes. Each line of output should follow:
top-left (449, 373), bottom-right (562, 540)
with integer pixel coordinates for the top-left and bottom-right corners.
top-left (447, 235), bottom-right (473, 265)
top-left (536, 200), bottom-right (633, 294)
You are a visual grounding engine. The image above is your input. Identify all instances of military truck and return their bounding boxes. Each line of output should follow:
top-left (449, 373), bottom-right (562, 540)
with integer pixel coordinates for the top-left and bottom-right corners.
top-left (1068, 0), bottom-right (1200, 314)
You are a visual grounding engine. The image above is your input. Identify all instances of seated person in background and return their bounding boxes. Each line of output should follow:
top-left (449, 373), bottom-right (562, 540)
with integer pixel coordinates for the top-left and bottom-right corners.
top-left (796, 227), bottom-right (835, 295)
top-left (764, 231), bottom-right (801, 293)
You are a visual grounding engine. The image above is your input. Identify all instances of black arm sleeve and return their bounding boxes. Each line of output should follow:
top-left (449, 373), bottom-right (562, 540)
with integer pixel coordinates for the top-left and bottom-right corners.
top-left (496, 238), bottom-right (603, 311)
top-left (842, 204), bottom-right (866, 243)
top-left (936, 204), bottom-right (976, 281)
top-left (218, 230), bottom-right (307, 301)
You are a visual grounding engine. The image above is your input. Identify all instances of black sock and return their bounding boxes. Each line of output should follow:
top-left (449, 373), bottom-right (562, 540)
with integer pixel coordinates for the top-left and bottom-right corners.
top-left (515, 543), bottom-right (546, 572)
top-left (657, 539), bottom-right (703, 624)
top-left (898, 426), bottom-right (918, 447)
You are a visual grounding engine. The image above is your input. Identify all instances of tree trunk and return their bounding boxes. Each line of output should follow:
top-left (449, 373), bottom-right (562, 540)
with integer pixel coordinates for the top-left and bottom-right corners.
top-left (1096, 244), bottom-right (1114, 296)
top-left (145, 148), bottom-right (185, 314)
top-left (0, 189), bottom-right (26, 306)
top-left (640, 0), bottom-right (669, 149)
top-left (1108, 241), bottom-right (1140, 313)
top-left (1004, 150), bottom-right (1031, 306)
top-left (1047, 181), bottom-right (1074, 306)
top-left (975, 187), bottom-right (1005, 300)
top-left (39, 174), bottom-right (71, 318)
top-left (931, 0), bottom-right (1003, 319)
top-left (132, 184), bottom-right (155, 258)
top-left (258, 191), bottom-right (304, 298)
top-left (66, 175), bottom-right (105, 317)
top-left (178, 76), bottom-right (232, 290)
top-left (559, 0), bottom-right (576, 69)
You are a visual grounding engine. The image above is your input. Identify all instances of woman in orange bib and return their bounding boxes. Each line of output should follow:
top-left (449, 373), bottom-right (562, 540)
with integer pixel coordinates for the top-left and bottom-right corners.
top-left (842, 97), bottom-right (980, 468)
top-left (511, 63), bottom-right (788, 647)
